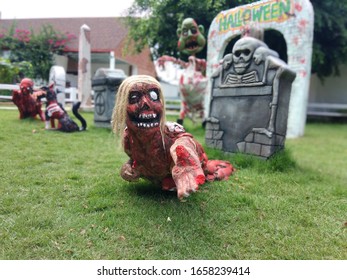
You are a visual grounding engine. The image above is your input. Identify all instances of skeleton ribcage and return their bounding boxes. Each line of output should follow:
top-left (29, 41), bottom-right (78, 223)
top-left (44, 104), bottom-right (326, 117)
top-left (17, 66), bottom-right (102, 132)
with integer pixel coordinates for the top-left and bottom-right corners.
top-left (224, 71), bottom-right (259, 86)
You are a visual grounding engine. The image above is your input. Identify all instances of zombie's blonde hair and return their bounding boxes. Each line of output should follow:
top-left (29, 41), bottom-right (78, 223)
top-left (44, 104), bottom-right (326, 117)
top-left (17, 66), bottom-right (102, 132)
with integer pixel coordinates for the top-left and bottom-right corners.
top-left (111, 75), bottom-right (167, 138)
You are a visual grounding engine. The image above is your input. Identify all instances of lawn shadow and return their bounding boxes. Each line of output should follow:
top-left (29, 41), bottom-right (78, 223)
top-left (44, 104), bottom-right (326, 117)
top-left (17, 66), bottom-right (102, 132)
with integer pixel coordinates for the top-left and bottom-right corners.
top-left (126, 180), bottom-right (178, 201)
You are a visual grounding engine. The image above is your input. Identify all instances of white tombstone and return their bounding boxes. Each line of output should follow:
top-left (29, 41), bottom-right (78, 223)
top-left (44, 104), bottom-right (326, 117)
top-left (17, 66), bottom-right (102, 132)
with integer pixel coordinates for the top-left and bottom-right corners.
top-left (49, 66), bottom-right (66, 106)
top-left (206, 0), bottom-right (314, 138)
top-left (78, 24), bottom-right (92, 109)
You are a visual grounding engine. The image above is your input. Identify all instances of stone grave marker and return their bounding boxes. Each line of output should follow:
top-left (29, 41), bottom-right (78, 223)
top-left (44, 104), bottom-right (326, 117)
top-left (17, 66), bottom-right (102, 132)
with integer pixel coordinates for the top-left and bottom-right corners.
top-left (205, 35), bottom-right (296, 159)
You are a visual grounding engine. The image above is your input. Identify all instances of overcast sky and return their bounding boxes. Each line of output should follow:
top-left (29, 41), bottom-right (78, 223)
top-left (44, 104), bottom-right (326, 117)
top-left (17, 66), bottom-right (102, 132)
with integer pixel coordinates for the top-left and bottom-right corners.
top-left (1, 0), bottom-right (134, 19)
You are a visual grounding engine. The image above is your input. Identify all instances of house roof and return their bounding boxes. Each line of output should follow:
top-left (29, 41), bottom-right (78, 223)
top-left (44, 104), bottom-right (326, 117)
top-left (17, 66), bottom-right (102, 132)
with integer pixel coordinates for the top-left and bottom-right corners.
top-left (0, 17), bottom-right (156, 77)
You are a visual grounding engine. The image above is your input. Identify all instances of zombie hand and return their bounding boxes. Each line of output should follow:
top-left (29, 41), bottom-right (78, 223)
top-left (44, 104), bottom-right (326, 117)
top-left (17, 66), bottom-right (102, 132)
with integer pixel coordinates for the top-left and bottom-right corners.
top-left (32, 90), bottom-right (46, 100)
top-left (120, 160), bottom-right (140, 182)
top-left (170, 139), bottom-right (205, 199)
top-left (205, 160), bottom-right (235, 181)
top-left (157, 55), bottom-right (177, 69)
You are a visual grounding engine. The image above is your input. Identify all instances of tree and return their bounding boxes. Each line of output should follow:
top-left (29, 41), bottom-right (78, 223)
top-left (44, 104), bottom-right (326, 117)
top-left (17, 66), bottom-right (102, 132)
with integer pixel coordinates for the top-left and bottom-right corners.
top-left (124, 0), bottom-right (347, 80)
top-left (0, 23), bottom-right (76, 81)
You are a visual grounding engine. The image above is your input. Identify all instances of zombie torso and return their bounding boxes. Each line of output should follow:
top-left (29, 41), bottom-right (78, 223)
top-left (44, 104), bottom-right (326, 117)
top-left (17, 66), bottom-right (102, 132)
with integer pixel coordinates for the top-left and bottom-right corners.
top-left (179, 56), bottom-right (207, 118)
top-left (124, 121), bottom-right (206, 182)
top-left (46, 103), bottom-right (65, 119)
top-left (124, 127), bottom-right (171, 181)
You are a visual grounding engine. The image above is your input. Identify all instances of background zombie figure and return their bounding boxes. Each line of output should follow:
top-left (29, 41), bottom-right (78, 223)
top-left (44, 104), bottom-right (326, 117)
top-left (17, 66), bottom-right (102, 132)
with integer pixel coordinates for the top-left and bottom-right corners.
top-left (42, 83), bottom-right (87, 133)
top-left (158, 18), bottom-right (207, 125)
top-left (112, 75), bottom-right (235, 200)
top-left (12, 78), bottom-right (45, 121)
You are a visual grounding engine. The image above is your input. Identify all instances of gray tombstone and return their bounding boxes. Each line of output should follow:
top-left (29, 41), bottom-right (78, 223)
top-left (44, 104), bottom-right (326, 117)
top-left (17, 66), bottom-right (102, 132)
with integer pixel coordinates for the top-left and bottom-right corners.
top-left (92, 68), bottom-right (127, 128)
top-left (205, 36), bottom-right (296, 159)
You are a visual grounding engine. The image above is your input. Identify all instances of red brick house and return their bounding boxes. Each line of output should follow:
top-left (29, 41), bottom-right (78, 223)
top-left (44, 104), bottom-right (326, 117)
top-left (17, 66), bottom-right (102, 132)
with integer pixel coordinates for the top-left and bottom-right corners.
top-left (0, 17), bottom-right (156, 86)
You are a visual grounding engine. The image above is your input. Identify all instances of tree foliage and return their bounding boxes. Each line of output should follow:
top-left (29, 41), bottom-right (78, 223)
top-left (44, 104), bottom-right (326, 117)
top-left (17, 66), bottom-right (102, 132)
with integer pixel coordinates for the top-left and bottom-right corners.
top-left (0, 58), bottom-right (33, 96)
top-left (0, 58), bottom-right (33, 82)
top-left (125, 0), bottom-right (347, 79)
top-left (0, 23), bottom-right (76, 81)
top-left (311, 0), bottom-right (347, 79)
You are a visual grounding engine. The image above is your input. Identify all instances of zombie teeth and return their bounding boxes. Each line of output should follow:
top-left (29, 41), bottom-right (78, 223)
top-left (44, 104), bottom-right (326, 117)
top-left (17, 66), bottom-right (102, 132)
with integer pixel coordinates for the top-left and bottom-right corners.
top-left (139, 113), bottom-right (156, 119)
top-left (136, 122), bottom-right (160, 128)
top-left (133, 112), bottom-right (160, 128)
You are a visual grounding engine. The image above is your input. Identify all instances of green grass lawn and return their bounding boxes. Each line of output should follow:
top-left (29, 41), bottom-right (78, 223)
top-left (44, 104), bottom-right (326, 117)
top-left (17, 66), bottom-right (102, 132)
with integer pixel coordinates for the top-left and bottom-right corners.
top-left (0, 108), bottom-right (346, 260)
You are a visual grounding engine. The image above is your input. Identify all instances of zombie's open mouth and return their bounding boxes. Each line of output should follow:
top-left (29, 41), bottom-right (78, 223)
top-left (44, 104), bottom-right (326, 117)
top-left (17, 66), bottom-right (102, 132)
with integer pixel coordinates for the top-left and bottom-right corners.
top-left (131, 112), bottom-right (160, 128)
top-left (185, 39), bottom-right (199, 51)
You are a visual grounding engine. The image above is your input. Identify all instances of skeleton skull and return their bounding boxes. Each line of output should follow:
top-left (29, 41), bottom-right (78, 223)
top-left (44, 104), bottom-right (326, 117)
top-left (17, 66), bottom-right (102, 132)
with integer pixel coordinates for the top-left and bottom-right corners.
top-left (232, 37), bottom-right (266, 74)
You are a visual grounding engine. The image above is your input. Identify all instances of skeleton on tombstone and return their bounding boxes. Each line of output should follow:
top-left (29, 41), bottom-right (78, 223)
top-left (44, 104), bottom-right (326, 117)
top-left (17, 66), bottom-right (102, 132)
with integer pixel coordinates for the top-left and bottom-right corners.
top-left (214, 36), bottom-right (285, 137)
top-left (157, 18), bottom-right (207, 125)
top-left (207, 32), bottom-right (296, 158)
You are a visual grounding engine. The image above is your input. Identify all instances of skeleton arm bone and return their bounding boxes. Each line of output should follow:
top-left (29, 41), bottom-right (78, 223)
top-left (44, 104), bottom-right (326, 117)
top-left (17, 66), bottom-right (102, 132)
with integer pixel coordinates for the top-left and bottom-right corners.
top-left (253, 46), bottom-right (279, 65)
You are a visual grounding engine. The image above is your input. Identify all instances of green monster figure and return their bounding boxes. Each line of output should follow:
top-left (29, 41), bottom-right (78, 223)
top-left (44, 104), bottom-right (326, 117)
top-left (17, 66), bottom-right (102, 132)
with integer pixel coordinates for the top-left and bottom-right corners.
top-left (158, 18), bottom-right (207, 125)
top-left (177, 17), bottom-right (206, 57)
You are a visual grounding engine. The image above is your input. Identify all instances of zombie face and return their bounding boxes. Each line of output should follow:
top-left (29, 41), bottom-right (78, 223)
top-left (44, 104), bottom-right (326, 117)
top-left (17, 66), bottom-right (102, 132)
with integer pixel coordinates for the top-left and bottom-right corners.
top-left (177, 18), bottom-right (206, 56)
top-left (126, 82), bottom-right (163, 132)
top-left (44, 87), bottom-right (57, 102)
top-left (20, 78), bottom-right (34, 95)
top-left (232, 37), bottom-right (265, 74)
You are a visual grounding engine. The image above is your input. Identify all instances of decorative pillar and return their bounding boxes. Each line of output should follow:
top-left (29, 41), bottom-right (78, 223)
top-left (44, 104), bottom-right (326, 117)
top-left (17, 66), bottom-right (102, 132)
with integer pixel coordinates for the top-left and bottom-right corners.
top-left (78, 24), bottom-right (92, 109)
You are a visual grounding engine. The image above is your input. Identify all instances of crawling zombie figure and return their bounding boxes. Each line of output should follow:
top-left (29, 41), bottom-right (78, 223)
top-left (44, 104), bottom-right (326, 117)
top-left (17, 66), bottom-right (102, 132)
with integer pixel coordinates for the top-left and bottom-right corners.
top-left (42, 83), bottom-right (87, 132)
top-left (112, 75), bottom-right (235, 199)
top-left (157, 18), bottom-right (207, 125)
top-left (12, 78), bottom-right (45, 121)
